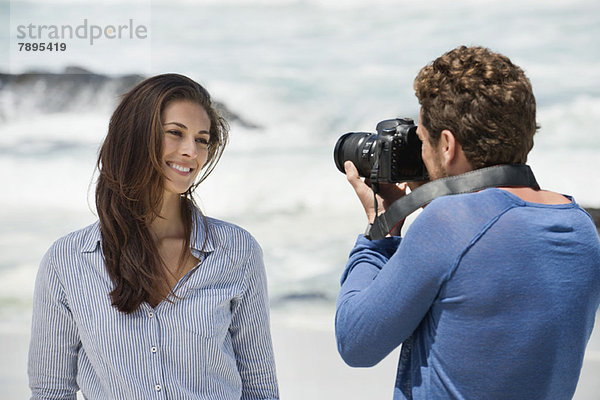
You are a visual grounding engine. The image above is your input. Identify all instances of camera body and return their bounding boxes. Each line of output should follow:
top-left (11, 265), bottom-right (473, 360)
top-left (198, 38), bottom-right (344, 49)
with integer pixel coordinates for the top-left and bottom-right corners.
top-left (334, 118), bottom-right (429, 183)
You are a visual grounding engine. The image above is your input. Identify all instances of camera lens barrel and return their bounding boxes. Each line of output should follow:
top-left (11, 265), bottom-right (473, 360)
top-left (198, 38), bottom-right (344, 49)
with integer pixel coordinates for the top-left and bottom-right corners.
top-left (333, 131), bottom-right (377, 177)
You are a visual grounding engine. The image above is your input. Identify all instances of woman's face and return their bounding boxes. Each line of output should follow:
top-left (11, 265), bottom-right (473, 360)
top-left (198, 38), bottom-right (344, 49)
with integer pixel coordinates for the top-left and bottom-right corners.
top-left (161, 100), bottom-right (211, 195)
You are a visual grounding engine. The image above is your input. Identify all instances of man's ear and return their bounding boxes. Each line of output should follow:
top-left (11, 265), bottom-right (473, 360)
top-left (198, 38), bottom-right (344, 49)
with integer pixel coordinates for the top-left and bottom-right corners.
top-left (439, 129), bottom-right (457, 166)
top-left (439, 129), bottom-right (473, 175)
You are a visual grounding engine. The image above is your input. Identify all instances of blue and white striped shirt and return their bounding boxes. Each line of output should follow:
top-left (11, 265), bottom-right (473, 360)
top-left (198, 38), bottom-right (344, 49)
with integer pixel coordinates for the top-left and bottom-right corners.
top-left (28, 210), bottom-right (279, 399)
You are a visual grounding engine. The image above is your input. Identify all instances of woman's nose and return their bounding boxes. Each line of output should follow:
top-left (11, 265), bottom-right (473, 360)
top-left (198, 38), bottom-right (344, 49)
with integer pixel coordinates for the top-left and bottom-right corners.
top-left (179, 136), bottom-right (197, 158)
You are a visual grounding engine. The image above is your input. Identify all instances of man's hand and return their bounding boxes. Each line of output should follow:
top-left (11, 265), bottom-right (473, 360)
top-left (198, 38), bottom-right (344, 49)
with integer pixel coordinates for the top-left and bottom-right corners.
top-left (344, 161), bottom-right (408, 225)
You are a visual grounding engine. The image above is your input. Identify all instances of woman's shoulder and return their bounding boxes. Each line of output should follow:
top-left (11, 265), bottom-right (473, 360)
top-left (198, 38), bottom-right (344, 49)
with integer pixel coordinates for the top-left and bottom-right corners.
top-left (47, 221), bottom-right (102, 259)
top-left (192, 210), bottom-right (259, 250)
top-left (39, 221), bottom-right (102, 282)
top-left (206, 216), bottom-right (258, 245)
top-left (204, 215), bottom-right (249, 233)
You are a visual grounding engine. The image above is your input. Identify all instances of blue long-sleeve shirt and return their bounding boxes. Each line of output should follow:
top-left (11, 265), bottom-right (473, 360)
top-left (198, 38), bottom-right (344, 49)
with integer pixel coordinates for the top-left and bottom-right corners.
top-left (336, 188), bottom-right (600, 399)
top-left (28, 209), bottom-right (279, 399)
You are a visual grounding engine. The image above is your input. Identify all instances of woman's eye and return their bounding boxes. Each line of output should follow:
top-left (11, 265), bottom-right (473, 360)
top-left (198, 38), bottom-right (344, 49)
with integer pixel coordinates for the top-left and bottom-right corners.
top-left (196, 137), bottom-right (210, 145)
top-left (167, 129), bottom-right (182, 136)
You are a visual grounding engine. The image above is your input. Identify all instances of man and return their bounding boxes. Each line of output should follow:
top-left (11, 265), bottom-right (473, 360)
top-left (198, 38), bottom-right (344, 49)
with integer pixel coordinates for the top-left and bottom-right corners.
top-left (335, 46), bottom-right (600, 399)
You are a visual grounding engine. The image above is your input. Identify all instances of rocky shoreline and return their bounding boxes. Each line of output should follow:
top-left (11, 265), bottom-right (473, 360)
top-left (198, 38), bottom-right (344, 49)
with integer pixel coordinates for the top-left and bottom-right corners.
top-left (0, 67), bottom-right (259, 128)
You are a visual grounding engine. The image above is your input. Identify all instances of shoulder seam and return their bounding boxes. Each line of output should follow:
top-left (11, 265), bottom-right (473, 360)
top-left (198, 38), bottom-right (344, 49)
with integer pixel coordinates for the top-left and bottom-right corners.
top-left (445, 203), bottom-right (521, 282)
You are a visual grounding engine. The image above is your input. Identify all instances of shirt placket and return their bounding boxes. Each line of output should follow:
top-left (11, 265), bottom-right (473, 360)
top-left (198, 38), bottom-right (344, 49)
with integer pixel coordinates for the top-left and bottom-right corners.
top-left (146, 306), bottom-right (166, 399)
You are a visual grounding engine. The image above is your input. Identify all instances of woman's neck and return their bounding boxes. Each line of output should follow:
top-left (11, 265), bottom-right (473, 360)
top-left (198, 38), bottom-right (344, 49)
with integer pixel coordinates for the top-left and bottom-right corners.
top-left (150, 193), bottom-right (186, 241)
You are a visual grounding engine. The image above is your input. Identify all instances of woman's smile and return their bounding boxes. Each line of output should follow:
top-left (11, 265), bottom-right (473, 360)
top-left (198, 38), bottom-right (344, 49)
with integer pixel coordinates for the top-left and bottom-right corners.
top-left (166, 161), bottom-right (194, 175)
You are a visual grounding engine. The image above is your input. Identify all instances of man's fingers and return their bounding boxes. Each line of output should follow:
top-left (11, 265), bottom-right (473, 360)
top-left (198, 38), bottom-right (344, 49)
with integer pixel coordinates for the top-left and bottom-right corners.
top-left (344, 161), bottom-right (362, 189)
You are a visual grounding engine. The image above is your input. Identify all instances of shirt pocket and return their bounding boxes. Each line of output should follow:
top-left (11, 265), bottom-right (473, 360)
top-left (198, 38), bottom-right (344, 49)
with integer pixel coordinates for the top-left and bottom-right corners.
top-left (179, 286), bottom-right (233, 338)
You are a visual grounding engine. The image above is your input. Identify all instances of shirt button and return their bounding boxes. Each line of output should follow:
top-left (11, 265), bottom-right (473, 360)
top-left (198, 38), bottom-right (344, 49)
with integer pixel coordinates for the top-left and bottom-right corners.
top-left (151, 346), bottom-right (157, 353)
top-left (148, 311), bottom-right (154, 318)
top-left (155, 384), bottom-right (162, 392)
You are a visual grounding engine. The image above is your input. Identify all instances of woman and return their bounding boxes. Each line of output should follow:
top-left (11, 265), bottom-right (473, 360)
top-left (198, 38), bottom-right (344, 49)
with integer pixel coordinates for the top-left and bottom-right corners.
top-left (28, 74), bottom-right (279, 399)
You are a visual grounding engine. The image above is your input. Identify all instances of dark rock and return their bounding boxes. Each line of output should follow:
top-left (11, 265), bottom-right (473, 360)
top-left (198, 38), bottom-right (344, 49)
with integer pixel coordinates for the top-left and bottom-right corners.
top-left (0, 69), bottom-right (144, 118)
top-left (213, 100), bottom-right (261, 129)
top-left (0, 67), bottom-right (260, 129)
top-left (584, 208), bottom-right (600, 232)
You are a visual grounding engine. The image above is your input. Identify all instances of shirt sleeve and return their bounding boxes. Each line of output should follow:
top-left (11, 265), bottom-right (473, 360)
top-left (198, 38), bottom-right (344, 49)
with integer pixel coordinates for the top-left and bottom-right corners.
top-left (28, 244), bottom-right (80, 400)
top-left (335, 206), bottom-right (455, 367)
top-left (229, 238), bottom-right (279, 400)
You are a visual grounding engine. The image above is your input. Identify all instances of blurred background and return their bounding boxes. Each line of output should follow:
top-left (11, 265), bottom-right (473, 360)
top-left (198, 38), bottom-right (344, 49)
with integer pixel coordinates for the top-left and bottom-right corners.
top-left (1, 0), bottom-right (599, 398)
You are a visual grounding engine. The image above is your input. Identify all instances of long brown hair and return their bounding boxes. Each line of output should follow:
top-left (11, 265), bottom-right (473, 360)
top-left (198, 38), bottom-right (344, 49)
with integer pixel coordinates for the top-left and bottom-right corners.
top-left (96, 74), bottom-right (228, 313)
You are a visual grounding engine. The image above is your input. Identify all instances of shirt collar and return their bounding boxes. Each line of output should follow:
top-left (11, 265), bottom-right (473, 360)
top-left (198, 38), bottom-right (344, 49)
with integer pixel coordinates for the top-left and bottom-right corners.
top-left (81, 221), bottom-right (102, 253)
top-left (80, 209), bottom-right (215, 254)
top-left (191, 209), bottom-right (215, 254)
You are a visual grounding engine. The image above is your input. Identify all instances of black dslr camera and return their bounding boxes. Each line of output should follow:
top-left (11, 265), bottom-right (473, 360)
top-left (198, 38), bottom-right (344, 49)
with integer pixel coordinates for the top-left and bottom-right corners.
top-left (333, 118), bottom-right (429, 183)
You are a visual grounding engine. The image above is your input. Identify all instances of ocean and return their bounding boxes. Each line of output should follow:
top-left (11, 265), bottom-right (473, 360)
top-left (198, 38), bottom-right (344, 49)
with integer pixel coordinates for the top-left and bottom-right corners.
top-left (1, 0), bottom-right (600, 335)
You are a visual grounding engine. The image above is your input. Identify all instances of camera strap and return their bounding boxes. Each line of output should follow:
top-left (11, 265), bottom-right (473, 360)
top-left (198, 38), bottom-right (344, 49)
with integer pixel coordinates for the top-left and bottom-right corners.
top-left (365, 164), bottom-right (540, 240)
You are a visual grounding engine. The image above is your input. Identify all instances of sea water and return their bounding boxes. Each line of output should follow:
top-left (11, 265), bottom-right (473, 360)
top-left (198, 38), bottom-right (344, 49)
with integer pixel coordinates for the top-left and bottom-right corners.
top-left (1, 0), bottom-right (600, 333)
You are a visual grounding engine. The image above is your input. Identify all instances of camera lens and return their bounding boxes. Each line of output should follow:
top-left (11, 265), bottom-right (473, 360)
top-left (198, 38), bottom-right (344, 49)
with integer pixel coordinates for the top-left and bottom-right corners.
top-left (334, 132), bottom-right (378, 177)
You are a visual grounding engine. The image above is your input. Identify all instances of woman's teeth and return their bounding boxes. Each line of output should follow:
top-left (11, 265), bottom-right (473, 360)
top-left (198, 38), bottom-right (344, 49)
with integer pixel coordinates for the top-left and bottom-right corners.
top-left (169, 162), bottom-right (191, 172)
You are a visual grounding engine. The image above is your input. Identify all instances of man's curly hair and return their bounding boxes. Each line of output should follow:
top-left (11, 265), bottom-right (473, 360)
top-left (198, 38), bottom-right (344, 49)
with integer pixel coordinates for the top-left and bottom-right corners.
top-left (414, 46), bottom-right (538, 169)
